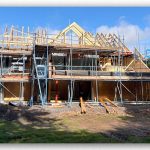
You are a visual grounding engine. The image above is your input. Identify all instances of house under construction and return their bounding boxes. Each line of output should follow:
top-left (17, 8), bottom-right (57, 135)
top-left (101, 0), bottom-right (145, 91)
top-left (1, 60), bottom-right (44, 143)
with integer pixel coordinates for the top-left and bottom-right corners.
top-left (0, 22), bottom-right (150, 106)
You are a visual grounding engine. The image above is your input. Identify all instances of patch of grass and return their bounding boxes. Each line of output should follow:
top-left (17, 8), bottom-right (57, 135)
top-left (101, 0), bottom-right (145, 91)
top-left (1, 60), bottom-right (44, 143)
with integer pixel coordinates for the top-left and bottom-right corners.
top-left (118, 115), bottom-right (133, 121)
top-left (0, 120), bottom-right (118, 143)
top-left (126, 136), bottom-right (150, 143)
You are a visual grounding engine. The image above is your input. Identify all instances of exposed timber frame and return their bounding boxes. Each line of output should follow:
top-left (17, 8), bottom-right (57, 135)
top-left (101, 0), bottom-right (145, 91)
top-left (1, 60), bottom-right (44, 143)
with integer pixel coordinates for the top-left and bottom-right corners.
top-left (0, 22), bottom-right (149, 105)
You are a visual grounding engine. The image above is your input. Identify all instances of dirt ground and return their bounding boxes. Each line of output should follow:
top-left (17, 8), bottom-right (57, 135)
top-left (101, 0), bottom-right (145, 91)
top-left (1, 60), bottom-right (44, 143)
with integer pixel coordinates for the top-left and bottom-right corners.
top-left (0, 103), bottom-right (150, 142)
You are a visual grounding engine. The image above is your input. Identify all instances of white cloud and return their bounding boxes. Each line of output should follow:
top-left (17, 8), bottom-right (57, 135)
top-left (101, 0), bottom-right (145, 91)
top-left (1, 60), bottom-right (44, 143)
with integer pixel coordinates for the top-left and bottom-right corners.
top-left (96, 19), bottom-right (150, 51)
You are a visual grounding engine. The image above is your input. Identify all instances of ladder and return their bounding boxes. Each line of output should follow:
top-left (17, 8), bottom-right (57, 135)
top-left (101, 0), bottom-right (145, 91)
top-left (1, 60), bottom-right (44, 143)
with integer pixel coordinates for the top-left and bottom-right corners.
top-left (30, 35), bottom-right (48, 106)
top-left (33, 54), bottom-right (46, 105)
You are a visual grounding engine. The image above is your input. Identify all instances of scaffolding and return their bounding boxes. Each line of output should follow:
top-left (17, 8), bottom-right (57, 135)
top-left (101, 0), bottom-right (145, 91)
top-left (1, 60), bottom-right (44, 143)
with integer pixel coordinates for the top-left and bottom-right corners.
top-left (0, 22), bottom-right (149, 106)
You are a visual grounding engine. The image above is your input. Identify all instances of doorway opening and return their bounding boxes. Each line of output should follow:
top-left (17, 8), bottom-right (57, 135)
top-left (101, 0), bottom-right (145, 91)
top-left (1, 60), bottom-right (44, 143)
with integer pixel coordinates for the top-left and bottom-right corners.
top-left (73, 81), bottom-right (91, 101)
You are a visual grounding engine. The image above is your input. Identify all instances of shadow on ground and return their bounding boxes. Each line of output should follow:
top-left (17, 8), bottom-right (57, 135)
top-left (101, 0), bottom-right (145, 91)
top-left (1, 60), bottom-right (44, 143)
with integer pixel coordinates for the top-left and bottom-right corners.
top-left (101, 104), bottom-right (150, 143)
top-left (0, 104), bottom-right (115, 143)
top-left (56, 103), bottom-right (150, 143)
top-left (0, 103), bottom-right (150, 143)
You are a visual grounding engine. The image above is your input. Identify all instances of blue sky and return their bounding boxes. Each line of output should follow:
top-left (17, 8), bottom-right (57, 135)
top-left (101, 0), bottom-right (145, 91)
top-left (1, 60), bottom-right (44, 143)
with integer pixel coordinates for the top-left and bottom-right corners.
top-left (0, 7), bottom-right (150, 52)
top-left (0, 7), bottom-right (149, 31)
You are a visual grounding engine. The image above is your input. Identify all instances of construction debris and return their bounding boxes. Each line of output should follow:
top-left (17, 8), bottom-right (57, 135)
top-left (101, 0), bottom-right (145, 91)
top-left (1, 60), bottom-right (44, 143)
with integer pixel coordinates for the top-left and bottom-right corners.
top-left (99, 97), bottom-right (118, 114)
top-left (79, 97), bottom-right (86, 114)
top-left (9, 101), bottom-right (27, 107)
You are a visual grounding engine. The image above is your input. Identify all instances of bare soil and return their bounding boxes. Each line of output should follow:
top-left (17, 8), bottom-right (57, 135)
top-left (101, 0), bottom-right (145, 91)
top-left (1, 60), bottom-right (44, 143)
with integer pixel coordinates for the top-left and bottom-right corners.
top-left (0, 103), bottom-right (150, 142)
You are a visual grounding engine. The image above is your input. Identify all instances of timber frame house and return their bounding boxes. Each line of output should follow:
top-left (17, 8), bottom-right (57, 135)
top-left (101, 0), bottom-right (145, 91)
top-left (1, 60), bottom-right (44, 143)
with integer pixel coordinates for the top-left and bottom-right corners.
top-left (0, 22), bottom-right (150, 106)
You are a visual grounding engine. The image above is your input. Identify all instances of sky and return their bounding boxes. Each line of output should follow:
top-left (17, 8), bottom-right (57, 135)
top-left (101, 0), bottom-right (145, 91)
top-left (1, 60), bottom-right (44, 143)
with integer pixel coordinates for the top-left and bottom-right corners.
top-left (0, 7), bottom-right (150, 54)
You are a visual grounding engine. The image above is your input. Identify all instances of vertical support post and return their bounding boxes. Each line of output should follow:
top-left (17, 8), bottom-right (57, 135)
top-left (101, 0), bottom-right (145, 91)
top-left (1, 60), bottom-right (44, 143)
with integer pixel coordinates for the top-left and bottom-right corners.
top-left (0, 83), bottom-right (4, 103)
top-left (69, 27), bottom-right (73, 107)
top-left (30, 34), bottom-right (36, 106)
top-left (70, 47), bottom-right (73, 106)
top-left (0, 53), bottom-right (4, 103)
top-left (1, 53), bottom-right (2, 77)
top-left (94, 36), bottom-right (99, 102)
top-left (95, 49), bottom-right (98, 102)
top-left (21, 82), bottom-right (24, 101)
top-left (20, 54), bottom-right (25, 101)
top-left (68, 82), bottom-right (70, 104)
top-left (55, 80), bottom-right (59, 103)
top-left (122, 35), bottom-right (124, 67)
top-left (30, 55), bottom-right (34, 106)
top-left (45, 36), bottom-right (49, 104)
top-left (118, 35), bottom-right (123, 103)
